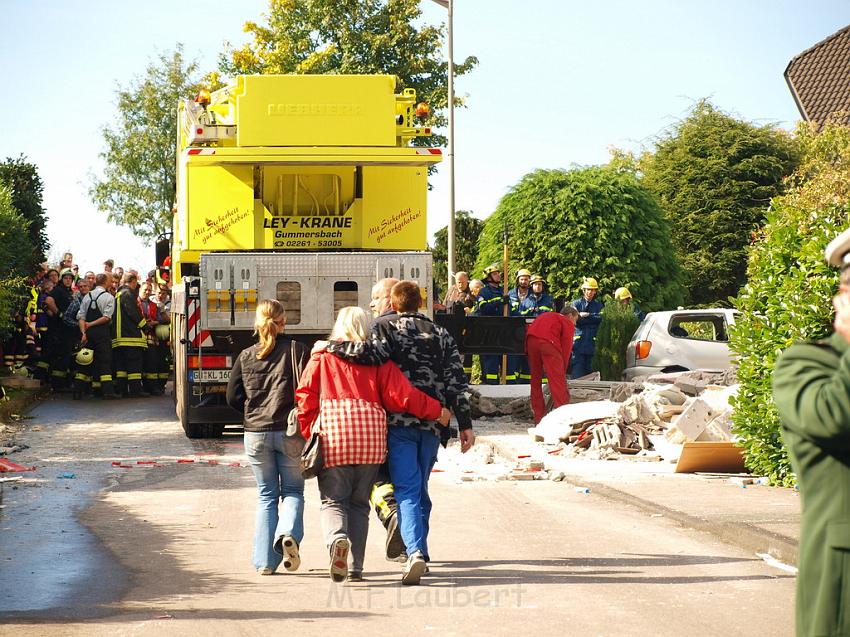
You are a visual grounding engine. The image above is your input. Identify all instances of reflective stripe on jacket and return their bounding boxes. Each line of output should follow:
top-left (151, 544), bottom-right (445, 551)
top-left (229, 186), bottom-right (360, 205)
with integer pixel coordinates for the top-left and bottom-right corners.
top-left (112, 286), bottom-right (147, 348)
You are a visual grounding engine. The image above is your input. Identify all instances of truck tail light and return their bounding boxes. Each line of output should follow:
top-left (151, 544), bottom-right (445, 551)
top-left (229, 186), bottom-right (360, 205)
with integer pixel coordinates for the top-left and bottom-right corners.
top-left (188, 355), bottom-right (230, 369)
top-left (636, 340), bottom-right (652, 360)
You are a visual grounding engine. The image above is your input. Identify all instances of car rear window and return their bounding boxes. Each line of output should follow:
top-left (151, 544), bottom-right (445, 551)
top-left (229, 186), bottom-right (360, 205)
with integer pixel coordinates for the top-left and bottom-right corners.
top-left (668, 314), bottom-right (728, 342)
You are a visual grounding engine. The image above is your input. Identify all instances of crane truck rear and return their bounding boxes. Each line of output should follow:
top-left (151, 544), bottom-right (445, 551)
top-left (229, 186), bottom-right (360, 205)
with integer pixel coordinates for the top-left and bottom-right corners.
top-left (167, 74), bottom-right (441, 438)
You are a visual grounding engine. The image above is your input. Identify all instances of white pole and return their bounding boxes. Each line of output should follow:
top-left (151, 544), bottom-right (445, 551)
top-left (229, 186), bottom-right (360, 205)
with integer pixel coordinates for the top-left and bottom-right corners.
top-left (446, 0), bottom-right (456, 296)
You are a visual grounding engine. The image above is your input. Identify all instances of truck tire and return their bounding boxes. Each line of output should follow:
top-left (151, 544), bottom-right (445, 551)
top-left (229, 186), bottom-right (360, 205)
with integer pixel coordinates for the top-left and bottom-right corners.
top-left (173, 314), bottom-right (225, 439)
top-left (184, 422), bottom-right (225, 439)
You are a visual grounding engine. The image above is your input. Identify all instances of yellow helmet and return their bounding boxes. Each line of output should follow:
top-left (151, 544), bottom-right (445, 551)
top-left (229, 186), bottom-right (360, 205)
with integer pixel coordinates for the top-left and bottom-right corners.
top-left (154, 324), bottom-right (171, 341)
top-left (581, 277), bottom-right (599, 290)
top-left (482, 263), bottom-right (501, 278)
top-left (614, 287), bottom-right (632, 301)
top-left (11, 364), bottom-right (29, 378)
top-left (515, 268), bottom-right (532, 280)
top-left (530, 274), bottom-right (545, 285)
top-left (75, 348), bottom-right (94, 366)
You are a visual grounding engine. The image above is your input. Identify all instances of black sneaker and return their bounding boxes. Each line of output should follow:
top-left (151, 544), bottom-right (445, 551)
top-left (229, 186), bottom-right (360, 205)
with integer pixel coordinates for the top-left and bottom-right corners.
top-left (329, 537), bottom-right (350, 583)
top-left (402, 551), bottom-right (426, 585)
top-left (348, 571), bottom-right (364, 582)
top-left (385, 512), bottom-right (405, 560)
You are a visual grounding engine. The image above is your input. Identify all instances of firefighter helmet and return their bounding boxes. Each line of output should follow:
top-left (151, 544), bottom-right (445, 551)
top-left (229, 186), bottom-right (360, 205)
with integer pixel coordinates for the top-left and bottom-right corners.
top-left (530, 274), bottom-right (545, 285)
top-left (614, 287), bottom-right (632, 301)
top-left (154, 324), bottom-right (171, 341)
top-left (581, 277), bottom-right (599, 290)
top-left (515, 268), bottom-right (532, 280)
top-left (59, 268), bottom-right (74, 279)
top-left (75, 348), bottom-right (94, 366)
top-left (482, 263), bottom-right (501, 279)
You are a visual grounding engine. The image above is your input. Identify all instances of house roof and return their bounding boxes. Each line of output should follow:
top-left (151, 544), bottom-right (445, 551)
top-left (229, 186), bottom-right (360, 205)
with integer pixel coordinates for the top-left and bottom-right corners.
top-left (785, 24), bottom-right (850, 125)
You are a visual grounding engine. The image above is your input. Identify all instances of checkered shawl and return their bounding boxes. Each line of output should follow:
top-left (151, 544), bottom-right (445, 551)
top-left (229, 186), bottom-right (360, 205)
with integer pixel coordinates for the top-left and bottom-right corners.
top-left (320, 398), bottom-right (387, 468)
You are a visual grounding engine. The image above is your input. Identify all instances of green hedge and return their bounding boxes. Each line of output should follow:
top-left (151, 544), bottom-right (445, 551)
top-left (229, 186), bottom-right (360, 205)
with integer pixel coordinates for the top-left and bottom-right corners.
top-left (592, 299), bottom-right (641, 380)
top-left (731, 123), bottom-right (850, 486)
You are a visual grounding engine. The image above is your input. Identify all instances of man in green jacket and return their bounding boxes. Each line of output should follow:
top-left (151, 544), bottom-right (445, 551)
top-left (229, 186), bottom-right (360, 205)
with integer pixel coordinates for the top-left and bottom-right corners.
top-left (773, 227), bottom-right (850, 637)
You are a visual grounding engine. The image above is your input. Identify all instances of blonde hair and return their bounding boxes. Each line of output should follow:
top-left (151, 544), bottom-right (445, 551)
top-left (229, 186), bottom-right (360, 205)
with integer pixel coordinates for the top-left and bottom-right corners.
top-left (330, 306), bottom-right (371, 342)
top-left (254, 299), bottom-right (286, 359)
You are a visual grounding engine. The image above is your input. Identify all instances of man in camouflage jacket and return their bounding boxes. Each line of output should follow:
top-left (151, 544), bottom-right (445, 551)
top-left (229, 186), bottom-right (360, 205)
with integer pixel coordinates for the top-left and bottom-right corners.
top-left (328, 280), bottom-right (474, 585)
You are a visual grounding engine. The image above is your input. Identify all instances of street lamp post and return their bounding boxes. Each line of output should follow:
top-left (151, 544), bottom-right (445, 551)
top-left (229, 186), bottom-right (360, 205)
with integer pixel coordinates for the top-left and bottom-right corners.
top-left (431, 0), bottom-right (455, 296)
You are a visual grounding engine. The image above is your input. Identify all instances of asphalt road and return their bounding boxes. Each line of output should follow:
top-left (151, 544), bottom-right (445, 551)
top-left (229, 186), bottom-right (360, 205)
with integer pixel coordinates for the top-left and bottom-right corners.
top-left (0, 393), bottom-right (795, 636)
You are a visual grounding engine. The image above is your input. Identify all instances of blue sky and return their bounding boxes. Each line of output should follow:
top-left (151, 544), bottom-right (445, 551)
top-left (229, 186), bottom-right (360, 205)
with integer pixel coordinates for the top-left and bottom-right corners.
top-left (1, 0), bottom-right (848, 273)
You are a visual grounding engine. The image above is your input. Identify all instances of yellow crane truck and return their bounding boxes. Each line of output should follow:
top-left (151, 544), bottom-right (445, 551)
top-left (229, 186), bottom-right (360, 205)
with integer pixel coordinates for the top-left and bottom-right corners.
top-left (166, 74), bottom-right (441, 438)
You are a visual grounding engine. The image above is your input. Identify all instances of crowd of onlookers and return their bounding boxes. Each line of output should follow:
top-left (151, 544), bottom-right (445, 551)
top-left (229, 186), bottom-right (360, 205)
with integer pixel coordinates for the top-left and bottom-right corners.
top-left (1, 251), bottom-right (172, 399)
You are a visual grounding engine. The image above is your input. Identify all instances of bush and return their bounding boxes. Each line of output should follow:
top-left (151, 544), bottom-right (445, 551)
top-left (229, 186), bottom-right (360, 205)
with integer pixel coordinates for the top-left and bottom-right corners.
top-left (592, 300), bottom-right (642, 380)
top-left (730, 123), bottom-right (850, 486)
top-left (0, 183), bottom-right (34, 340)
top-left (474, 166), bottom-right (684, 310)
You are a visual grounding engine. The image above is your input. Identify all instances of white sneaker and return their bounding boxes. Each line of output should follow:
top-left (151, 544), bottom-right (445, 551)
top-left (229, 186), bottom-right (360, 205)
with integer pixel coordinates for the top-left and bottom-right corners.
top-left (281, 535), bottom-right (300, 572)
top-left (401, 551), bottom-right (427, 585)
top-left (257, 567), bottom-right (274, 576)
top-left (329, 537), bottom-right (350, 583)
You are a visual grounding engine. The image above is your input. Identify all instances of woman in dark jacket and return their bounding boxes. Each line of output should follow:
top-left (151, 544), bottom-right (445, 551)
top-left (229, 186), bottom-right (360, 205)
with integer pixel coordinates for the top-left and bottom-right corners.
top-left (227, 299), bottom-right (309, 575)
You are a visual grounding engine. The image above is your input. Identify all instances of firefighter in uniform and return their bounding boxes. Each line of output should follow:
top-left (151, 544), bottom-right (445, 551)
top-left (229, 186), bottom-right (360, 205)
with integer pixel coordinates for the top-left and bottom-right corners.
top-left (520, 275), bottom-right (555, 317)
top-left (507, 268), bottom-right (533, 384)
top-left (614, 286), bottom-right (646, 321)
top-left (77, 272), bottom-right (119, 399)
top-left (112, 273), bottom-right (148, 397)
top-left (570, 277), bottom-right (604, 379)
top-left (475, 264), bottom-right (509, 384)
top-left (44, 268), bottom-right (75, 391)
top-left (139, 283), bottom-right (165, 395)
top-left (33, 279), bottom-right (53, 382)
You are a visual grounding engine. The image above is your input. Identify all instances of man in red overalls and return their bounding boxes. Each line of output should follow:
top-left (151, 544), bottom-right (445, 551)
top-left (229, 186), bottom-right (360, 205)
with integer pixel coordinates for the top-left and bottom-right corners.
top-left (525, 304), bottom-right (579, 424)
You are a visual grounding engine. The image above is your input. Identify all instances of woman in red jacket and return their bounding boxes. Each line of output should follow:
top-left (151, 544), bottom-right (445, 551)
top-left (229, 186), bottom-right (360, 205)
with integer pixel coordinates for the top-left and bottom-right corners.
top-left (296, 306), bottom-right (450, 583)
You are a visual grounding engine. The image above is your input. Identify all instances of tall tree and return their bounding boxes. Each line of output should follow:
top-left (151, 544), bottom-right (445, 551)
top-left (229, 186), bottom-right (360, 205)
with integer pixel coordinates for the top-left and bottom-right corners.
top-left (0, 155), bottom-right (48, 271)
top-left (0, 182), bottom-right (34, 339)
top-left (640, 100), bottom-right (800, 306)
top-left (216, 0), bottom-right (478, 149)
top-left (431, 210), bottom-right (483, 295)
top-left (474, 166), bottom-right (684, 310)
top-left (90, 45), bottom-right (202, 241)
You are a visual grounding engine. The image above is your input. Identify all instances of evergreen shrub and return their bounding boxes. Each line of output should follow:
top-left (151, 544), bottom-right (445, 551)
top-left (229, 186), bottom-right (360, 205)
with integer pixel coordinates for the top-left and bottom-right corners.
top-left (731, 123), bottom-right (850, 485)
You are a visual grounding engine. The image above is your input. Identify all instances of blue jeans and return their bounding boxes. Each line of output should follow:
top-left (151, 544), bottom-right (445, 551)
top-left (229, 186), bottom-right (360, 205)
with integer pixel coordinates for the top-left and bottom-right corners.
top-left (387, 426), bottom-right (440, 558)
top-left (244, 431), bottom-right (305, 571)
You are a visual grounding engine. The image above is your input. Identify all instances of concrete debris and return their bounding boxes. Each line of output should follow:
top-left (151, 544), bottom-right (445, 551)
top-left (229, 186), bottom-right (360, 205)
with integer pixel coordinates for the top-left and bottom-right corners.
top-left (535, 381), bottom-right (739, 462)
top-left (608, 382), bottom-right (640, 403)
top-left (666, 398), bottom-right (713, 442)
top-left (642, 368), bottom-right (738, 392)
top-left (533, 401), bottom-right (622, 444)
top-left (470, 382), bottom-right (635, 421)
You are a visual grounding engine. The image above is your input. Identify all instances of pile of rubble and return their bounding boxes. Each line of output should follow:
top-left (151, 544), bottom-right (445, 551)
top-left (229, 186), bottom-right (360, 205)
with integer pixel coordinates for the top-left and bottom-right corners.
top-left (528, 370), bottom-right (739, 461)
top-left (468, 380), bottom-right (638, 421)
